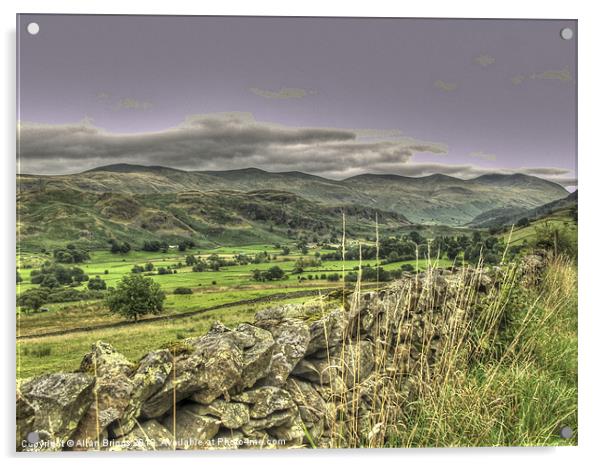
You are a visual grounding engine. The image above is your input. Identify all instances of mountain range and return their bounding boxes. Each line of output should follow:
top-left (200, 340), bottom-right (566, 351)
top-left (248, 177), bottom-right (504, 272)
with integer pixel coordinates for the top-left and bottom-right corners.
top-left (17, 164), bottom-right (570, 249)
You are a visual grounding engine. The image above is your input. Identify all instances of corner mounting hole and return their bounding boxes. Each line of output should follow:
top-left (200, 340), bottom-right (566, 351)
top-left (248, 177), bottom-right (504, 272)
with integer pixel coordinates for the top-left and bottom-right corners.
top-left (27, 22), bottom-right (40, 36)
top-left (560, 27), bottom-right (573, 40)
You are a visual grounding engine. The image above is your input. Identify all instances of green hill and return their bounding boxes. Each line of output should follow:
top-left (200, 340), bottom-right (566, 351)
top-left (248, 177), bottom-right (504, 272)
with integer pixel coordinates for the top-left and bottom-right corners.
top-left (469, 191), bottom-right (577, 229)
top-left (19, 164), bottom-right (568, 227)
top-left (17, 184), bottom-right (411, 251)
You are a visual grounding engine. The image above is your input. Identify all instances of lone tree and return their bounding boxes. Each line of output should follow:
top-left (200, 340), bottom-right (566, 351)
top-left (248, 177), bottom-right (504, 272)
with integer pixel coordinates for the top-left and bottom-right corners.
top-left (105, 274), bottom-right (165, 322)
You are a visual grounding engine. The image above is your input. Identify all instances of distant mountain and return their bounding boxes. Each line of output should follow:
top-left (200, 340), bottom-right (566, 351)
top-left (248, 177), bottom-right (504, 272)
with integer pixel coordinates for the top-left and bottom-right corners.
top-left (18, 164), bottom-right (568, 228)
top-left (468, 191), bottom-right (577, 228)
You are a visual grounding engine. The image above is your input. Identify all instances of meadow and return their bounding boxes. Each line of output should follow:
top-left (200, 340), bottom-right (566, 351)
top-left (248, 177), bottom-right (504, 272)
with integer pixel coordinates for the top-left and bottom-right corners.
top-left (17, 241), bottom-right (451, 378)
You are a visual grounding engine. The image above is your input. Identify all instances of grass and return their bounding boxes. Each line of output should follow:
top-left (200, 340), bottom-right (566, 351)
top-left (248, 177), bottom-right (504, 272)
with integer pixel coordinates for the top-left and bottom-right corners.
top-left (502, 208), bottom-right (577, 247)
top-left (320, 254), bottom-right (577, 448)
top-left (16, 294), bottom-right (316, 378)
top-left (16, 285), bottom-right (329, 337)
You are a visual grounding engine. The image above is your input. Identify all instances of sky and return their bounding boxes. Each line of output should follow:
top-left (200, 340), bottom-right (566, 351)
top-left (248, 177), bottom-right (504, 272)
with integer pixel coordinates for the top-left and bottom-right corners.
top-left (17, 15), bottom-right (577, 189)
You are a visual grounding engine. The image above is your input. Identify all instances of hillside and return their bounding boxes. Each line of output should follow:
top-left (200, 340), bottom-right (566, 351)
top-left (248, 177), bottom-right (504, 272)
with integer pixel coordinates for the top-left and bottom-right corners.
top-left (16, 185), bottom-right (410, 250)
top-left (469, 191), bottom-right (577, 228)
top-left (18, 165), bottom-right (568, 227)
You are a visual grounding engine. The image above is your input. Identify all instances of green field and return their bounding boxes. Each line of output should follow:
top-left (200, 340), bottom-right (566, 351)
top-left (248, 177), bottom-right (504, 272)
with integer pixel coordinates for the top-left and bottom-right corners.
top-left (17, 242), bottom-right (448, 378)
top-left (17, 294), bottom-right (321, 378)
top-left (503, 208), bottom-right (577, 247)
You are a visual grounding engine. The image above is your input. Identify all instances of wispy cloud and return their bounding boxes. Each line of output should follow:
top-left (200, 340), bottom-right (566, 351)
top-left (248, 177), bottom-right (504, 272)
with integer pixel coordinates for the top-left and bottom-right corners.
top-left (96, 92), bottom-right (111, 102)
top-left (530, 68), bottom-right (572, 81)
top-left (434, 80), bottom-right (457, 92)
top-left (474, 54), bottom-right (495, 67)
top-left (511, 75), bottom-right (526, 85)
top-left (512, 68), bottom-right (573, 85)
top-left (116, 98), bottom-right (154, 110)
top-left (249, 87), bottom-right (317, 99)
top-left (469, 151), bottom-right (497, 161)
top-left (95, 92), bottom-right (154, 110)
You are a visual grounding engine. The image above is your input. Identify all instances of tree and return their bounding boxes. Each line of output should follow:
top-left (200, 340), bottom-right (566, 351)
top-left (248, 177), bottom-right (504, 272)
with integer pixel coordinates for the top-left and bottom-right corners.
top-left (251, 266), bottom-right (286, 281)
top-left (144, 262), bottom-right (155, 272)
top-left (173, 287), bottom-right (193, 295)
top-left (447, 245), bottom-right (462, 261)
top-left (88, 276), bottom-right (107, 290)
top-left (142, 240), bottom-right (169, 252)
top-left (192, 261), bottom-right (207, 272)
top-left (516, 217), bottom-right (530, 228)
top-left (105, 274), bottom-right (165, 322)
top-left (30, 264), bottom-right (88, 286)
top-left (178, 239), bottom-right (195, 252)
top-left (53, 245), bottom-right (90, 263)
top-left (264, 266), bottom-right (285, 280)
top-left (17, 288), bottom-right (49, 312)
top-left (109, 239), bottom-right (131, 254)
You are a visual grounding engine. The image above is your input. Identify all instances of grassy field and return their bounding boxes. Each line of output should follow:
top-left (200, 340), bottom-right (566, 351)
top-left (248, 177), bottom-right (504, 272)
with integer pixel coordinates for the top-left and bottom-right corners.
top-left (17, 242), bottom-right (446, 378)
top-left (17, 294), bottom-right (319, 378)
top-left (503, 208), bottom-right (577, 247)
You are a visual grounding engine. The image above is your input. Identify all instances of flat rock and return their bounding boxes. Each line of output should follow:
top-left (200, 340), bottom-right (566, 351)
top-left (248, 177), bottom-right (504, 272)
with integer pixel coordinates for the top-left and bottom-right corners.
top-left (162, 403), bottom-right (221, 450)
top-left (232, 386), bottom-right (295, 418)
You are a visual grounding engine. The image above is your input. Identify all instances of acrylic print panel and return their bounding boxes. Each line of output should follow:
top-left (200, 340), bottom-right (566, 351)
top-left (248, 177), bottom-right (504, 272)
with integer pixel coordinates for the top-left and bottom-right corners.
top-left (16, 15), bottom-right (577, 451)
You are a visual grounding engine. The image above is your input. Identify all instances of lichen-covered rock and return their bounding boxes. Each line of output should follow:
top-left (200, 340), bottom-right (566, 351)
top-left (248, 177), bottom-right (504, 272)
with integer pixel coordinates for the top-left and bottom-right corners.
top-left (16, 391), bottom-right (34, 451)
top-left (291, 357), bottom-right (340, 385)
top-left (209, 429), bottom-right (244, 449)
top-left (162, 403), bottom-right (221, 450)
top-left (17, 373), bottom-right (95, 451)
top-left (79, 341), bottom-right (135, 377)
top-left (111, 349), bottom-right (173, 437)
top-left (109, 420), bottom-right (173, 451)
top-left (285, 378), bottom-right (326, 425)
top-left (240, 408), bottom-right (298, 436)
top-left (232, 386), bottom-right (295, 418)
top-left (234, 323), bottom-right (275, 389)
top-left (306, 308), bottom-right (346, 355)
top-left (255, 317), bottom-right (310, 386)
top-left (143, 322), bottom-right (274, 416)
top-left (268, 414), bottom-right (306, 446)
top-left (142, 324), bottom-right (240, 417)
top-left (71, 342), bottom-right (135, 448)
top-left (194, 398), bottom-right (250, 429)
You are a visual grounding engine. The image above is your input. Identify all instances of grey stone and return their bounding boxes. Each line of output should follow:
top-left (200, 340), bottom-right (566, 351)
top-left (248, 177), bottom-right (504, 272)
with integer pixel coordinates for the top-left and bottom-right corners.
top-left (18, 373), bottom-right (95, 451)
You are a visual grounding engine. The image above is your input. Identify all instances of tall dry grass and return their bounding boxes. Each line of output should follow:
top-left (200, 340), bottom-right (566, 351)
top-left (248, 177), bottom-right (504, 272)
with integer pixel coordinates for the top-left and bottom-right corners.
top-left (316, 253), bottom-right (577, 448)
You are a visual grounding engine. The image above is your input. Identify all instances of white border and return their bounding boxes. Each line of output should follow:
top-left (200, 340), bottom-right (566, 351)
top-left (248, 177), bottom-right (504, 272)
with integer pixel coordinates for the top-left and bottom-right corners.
top-left (2, 1), bottom-right (600, 465)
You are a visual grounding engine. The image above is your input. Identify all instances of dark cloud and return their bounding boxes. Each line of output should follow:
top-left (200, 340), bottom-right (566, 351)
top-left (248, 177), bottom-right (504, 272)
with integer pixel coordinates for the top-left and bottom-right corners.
top-left (18, 113), bottom-right (446, 175)
top-left (17, 113), bottom-right (575, 187)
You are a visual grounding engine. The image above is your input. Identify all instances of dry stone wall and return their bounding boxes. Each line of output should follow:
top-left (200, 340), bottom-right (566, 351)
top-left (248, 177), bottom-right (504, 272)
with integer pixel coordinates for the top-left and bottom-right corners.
top-left (16, 256), bottom-right (544, 451)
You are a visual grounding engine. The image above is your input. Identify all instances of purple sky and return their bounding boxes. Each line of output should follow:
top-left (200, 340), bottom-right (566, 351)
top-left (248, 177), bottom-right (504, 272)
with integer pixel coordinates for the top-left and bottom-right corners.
top-left (17, 15), bottom-right (577, 188)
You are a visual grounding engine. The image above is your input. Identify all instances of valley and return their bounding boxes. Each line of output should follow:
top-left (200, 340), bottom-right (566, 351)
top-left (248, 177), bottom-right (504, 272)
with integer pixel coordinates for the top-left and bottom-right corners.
top-left (16, 164), bottom-right (576, 380)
